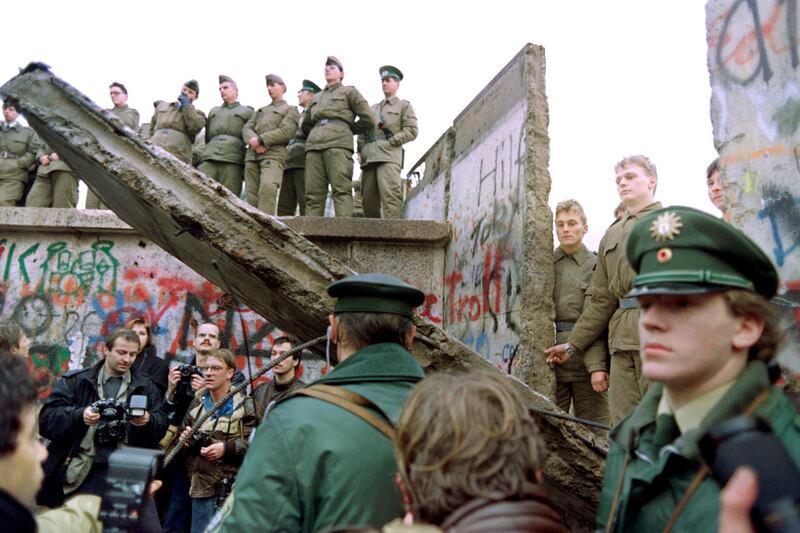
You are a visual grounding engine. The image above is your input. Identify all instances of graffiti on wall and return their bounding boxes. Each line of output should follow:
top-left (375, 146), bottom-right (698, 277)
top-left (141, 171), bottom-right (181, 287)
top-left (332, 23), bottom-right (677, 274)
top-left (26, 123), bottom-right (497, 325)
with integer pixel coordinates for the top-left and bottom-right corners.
top-left (0, 236), bottom-right (309, 396)
top-left (444, 104), bottom-right (526, 371)
top-left (708, 0), bottom-right (800, 372)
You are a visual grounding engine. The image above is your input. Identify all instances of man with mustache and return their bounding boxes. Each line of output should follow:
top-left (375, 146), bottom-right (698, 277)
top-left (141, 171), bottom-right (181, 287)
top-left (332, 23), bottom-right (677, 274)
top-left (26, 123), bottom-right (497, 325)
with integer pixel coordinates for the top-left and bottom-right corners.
top-left (546, 155), bottom-right (662, 424)
top-left (596, 206), bottom-right (800, 531)
top-left (37, 329), bottom-right (167, 508)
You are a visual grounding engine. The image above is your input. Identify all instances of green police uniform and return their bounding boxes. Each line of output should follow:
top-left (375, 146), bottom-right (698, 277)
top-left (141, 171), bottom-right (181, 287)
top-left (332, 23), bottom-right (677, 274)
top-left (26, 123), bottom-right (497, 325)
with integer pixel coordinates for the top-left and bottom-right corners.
top-left (567, 201), bottom-right (662, 424)
top-left (597, 206), bottom-right (798, 532)
top-left (26, 144), bottom-right (78, 208)
top-left (209, 273), bottom-right (425, 532)
top-left (87, 104), bottom-right (141, 209)
top-left (553, 244), bottom-right (609, 432)
top-left (200, 96), bottom-right (253, 196)
top-left (358, 66), bottom-right (418, 219)
top-left (303, 58), bottom-right (377, 217)
top-left (242, 76), bottom-right (299, 214)
top-left (277, 80), bottom-right (320, 216)
top-left (0, 121), bottom-right (38, 206)
top-left (149, 99), bottom-right (206, 165)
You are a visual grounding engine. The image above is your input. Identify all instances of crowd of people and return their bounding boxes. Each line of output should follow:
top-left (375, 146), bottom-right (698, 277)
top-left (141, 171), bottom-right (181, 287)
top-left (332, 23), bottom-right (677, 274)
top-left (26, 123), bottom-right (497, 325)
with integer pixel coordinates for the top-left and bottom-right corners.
top-left (0, 56), bottom-right (418, 219)
top-left (0, 148), bottom-right (796, 532)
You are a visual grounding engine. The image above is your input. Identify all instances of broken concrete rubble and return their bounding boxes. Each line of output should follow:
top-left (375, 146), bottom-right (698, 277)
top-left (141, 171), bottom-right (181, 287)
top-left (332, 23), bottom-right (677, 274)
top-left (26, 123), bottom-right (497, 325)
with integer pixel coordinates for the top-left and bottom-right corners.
top-left (1, 63), bottom-right (604, 530)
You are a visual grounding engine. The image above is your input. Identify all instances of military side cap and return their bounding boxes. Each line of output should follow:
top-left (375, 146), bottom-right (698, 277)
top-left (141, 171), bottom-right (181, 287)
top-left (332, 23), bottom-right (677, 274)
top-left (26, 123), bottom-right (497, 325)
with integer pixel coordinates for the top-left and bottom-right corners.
top-left (326, 56), bottom-right (343, 71)
top-left (184, 79), bottom-right (200, 96)
top-left (626, 206), bottom-right (778, 298)
top-left (218, 75), bottom-right (235, 85)
top-left (379, 65), bottom-right (403, 81)
top-left (328, 273), bottom-right (425, 318)
top-left (265, 74), bottom-right (285, 87)
top-left (302, 79), bottom-right (322, 93)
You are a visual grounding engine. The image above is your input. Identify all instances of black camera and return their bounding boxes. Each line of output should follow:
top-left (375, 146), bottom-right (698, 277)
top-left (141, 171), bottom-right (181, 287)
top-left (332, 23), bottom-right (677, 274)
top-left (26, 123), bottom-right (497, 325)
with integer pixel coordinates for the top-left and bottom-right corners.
top-left (92, 395), bottom-right (148, 446)
top-left (186, 431), bottom-right (212, 455)
top-left (699, 415), bottom-right (800, 533)
top-left (99, 446), bottom-right (163, 533)
top-left (214, 477), bottom-right (234, 511)
top-left (175, 364), bottom-right (202, 399)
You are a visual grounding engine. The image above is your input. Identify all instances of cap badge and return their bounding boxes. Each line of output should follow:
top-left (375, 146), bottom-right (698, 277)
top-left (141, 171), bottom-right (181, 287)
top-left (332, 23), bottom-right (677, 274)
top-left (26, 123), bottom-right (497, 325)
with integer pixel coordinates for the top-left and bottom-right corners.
top-left (650, 212), bottom-right (683, 242)
top-left (657, 248), bottom-right (673, 263)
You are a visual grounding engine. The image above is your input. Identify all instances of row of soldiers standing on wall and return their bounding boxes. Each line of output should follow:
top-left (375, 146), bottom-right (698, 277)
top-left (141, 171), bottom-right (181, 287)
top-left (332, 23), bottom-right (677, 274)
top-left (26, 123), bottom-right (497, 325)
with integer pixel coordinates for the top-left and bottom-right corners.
top-left (0, 55), bottom-right (418, 218)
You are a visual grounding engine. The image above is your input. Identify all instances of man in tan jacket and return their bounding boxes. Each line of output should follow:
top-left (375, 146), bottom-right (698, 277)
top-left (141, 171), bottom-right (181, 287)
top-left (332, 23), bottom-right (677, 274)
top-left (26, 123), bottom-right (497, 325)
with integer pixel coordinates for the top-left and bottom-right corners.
top-left (242, 74), bottom-right (299, 214)
top-left (546, 155), bottom-right (662, 425)
top-left (149, 80), bottom-right (206, 165)
top-left (302, 56), bottom-right (376, 217)
top-left (357, 65), bottom-right (418, 219)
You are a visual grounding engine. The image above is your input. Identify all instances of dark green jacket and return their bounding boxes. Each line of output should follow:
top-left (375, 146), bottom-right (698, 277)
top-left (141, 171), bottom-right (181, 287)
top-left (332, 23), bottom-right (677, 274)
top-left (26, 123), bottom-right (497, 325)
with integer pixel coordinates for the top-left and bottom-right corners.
top-left (203, 102), bottom-right (253, 165)
top-left (149, 100), bottom-right (206, 164)
top-left (284, 110), bottom-right (308, 170)
top-left (241, 100), bottom-right (298, 163)
top-left (107, 104), bottom-right (140, 131)
top-left (303, 82), bottom-right (376, 152)
top-left (212, 342), bottom-right (424, 533)
top-left (596, 361), bottom-right (800, 532)
top-left (0, 123), bottom-right (39, 181)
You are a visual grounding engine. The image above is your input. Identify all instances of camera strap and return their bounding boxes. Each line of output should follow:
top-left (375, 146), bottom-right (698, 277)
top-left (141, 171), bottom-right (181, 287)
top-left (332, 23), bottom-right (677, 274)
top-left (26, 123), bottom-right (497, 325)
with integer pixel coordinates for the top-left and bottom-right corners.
top-left (292, 384), bottom-right (396, 440)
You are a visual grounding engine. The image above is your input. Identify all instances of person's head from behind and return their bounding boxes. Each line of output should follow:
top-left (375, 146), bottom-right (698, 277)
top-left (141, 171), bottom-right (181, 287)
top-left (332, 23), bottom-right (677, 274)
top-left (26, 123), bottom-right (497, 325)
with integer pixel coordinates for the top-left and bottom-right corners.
top-left (0, 352), bottom-right (47, 509)
top-left (326, 273), bottom-right (424, 361)
top-left (0, 323), bottom-right (30, 358)
top-left (394, 370), bottom-right (545, 525)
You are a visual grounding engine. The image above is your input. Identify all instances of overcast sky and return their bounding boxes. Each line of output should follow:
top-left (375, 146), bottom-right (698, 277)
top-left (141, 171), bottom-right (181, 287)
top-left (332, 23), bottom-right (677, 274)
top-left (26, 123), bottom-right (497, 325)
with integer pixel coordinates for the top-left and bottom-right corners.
top-left (0, 0), bottom-right (717, 249)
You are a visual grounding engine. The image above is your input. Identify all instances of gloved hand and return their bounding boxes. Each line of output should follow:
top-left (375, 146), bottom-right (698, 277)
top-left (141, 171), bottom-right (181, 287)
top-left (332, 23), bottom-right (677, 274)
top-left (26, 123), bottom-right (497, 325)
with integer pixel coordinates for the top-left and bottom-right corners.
top-left (177, 93), bottom-right (191, 107)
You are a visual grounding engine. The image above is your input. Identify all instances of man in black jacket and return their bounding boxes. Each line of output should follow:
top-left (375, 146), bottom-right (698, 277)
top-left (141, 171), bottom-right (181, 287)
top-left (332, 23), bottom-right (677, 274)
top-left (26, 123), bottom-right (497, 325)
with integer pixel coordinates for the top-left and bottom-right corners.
top-left (38, 328), bottom-right (168, 508)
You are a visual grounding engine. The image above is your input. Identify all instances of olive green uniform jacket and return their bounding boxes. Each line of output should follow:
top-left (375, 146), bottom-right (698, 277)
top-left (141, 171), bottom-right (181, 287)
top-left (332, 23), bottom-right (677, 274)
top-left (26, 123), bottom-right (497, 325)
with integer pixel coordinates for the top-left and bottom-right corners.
top-left (107, 104), bottom-right (140, 130)
top-left (148, 100), bottom-right (206, 164)
top-left (284, 110), bottom-right (308, 170)
top-left (596, 361), bottom-right (800, 532)
top-left (302, 82), bottom-right (376, 152)
top-left (203, 102), bottom-right (253, 165)
top-left (212, 342), bottom-right (425, 533)
top-left (0, 122), bottom-right (38, 181)
top-left (568, 202), bottom-right (663, 354)
top-left (241, 100), bottom-right (298, 164)
top-left (358, 96), bottom-right (418, 166)
top-left (553, 244), bottom-right (608, 381)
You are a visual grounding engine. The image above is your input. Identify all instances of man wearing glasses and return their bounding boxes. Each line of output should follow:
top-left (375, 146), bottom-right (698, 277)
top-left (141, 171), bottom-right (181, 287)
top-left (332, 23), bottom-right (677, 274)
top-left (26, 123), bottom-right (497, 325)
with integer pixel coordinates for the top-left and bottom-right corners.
top-left (180, 348), bottom-right (257, 533)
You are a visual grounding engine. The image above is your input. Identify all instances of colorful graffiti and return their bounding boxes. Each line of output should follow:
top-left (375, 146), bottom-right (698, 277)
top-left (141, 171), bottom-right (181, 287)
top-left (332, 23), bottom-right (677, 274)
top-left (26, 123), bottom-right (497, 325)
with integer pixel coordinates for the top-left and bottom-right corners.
top-left (0, 235), bottom-right (304, 396)
top-left (444, 104), bottom-right (526, 370)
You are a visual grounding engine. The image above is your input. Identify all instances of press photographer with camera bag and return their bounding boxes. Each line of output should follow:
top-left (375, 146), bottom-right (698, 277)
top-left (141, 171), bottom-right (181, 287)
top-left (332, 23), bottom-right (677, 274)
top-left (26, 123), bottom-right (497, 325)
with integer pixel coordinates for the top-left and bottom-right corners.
top-left (37, 329), bottom-right (168, 517)
top-left (179, 349), bottom-right (256, 533)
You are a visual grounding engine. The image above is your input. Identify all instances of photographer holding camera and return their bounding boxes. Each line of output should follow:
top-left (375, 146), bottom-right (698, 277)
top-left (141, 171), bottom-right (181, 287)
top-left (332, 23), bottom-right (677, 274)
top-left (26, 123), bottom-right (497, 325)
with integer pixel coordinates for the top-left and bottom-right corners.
top-left (37, 329), bottom-right (167, 523)
top-left (180, 348), bottom-right (256, 533)
top-left (596, 207), bottom-right (800, 532)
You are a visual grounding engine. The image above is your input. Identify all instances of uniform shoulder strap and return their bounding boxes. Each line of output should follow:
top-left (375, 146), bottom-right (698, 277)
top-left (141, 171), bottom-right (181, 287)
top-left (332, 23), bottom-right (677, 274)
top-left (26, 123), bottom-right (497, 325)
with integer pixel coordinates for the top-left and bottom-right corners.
top-left (292, 383), bottom-right (396, 440)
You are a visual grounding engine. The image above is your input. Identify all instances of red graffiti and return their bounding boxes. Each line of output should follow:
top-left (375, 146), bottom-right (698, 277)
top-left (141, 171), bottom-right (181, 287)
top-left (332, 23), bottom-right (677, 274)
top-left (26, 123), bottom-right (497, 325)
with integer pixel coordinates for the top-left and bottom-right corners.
top-left (419, 293), bottom-right (442, 324)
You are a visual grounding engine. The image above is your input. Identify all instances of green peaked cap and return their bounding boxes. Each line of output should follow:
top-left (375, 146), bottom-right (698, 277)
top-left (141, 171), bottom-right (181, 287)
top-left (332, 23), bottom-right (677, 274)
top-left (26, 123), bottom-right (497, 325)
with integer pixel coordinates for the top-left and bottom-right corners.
top-left (626, 206), bottom-right (778, 298)
top-left (328, 273), bottom-right (425, 318)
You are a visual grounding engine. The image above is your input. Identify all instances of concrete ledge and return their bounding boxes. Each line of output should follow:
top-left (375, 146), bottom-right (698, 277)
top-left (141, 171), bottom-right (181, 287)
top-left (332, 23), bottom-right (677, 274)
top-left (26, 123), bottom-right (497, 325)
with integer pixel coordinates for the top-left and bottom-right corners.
top-left (282, 216), bottom-right (451, 245)
top-left (0, 207), bottom-right (135, 234)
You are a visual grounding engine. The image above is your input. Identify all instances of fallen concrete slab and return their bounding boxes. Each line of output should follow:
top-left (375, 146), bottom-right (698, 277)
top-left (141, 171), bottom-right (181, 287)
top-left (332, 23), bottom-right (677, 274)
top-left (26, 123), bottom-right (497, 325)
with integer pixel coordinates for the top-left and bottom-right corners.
top-left (1, 63), bottom-right (605, 529)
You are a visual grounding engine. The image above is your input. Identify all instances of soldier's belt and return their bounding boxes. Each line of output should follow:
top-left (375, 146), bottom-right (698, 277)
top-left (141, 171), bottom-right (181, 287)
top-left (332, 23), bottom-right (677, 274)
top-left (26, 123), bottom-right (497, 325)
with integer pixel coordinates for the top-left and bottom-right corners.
top-left (619, 298), bottom-right (638, 309)
top-left (210, 134), bottom-right (243, 143)
top-left (555, 321), bottom-right (575, 332)
top-left (0, 151), bottom-right (19, 159)
top-left (316, 118), bottom-right (351, 128)
top-left (287, 139), bottom-right (304, 146)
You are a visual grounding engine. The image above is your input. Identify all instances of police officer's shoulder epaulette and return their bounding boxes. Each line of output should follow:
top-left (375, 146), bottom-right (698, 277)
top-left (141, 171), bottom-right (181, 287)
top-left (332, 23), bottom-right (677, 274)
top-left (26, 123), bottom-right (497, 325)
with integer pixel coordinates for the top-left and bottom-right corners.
top-left (62, 366), bottom-right (92, 379)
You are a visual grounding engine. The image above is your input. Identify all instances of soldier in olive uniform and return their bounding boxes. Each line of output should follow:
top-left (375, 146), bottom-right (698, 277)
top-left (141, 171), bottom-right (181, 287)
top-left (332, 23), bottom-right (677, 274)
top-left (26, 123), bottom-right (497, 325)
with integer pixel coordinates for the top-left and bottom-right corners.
top-left (200, 76), bottom-right (253, 196)
top-left (547, 155), bottom-right (662, 425)
top-left (0, 100), bottom-right (39, 206)
top-left (357, 66), bottom-right (418, 219)
top-left (87, 82), bottom-right (141, 209)
top-left (302, 56), bottom-right (377, 217)
top-left (242, 74), bottom-right (299, 214)
top-left (276, 80), bottom-right (321, 216)
top-left (25, 142), bottom-right (78, 208)
top-left (149, 80), bottom-right (206, 165)
top-left (551, 199), bottom-right (609, 433)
